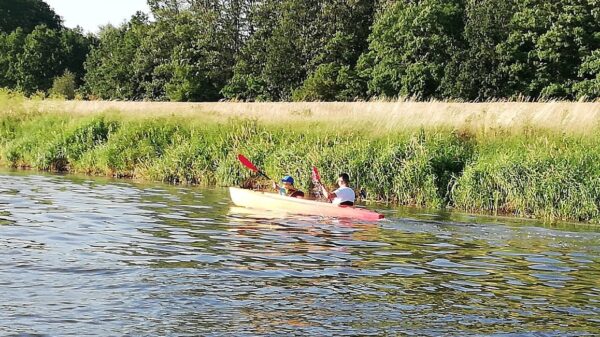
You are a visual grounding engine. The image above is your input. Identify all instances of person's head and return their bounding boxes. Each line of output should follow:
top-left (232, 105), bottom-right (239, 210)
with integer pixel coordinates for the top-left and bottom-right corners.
top-left (337, 173), bottom-right (350, 187)
top-left (281, 175), bottom-right (295, 189)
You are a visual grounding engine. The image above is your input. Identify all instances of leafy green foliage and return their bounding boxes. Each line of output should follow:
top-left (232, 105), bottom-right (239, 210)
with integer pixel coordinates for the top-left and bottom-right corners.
top-left (161, 11), bottom-right (228, 102)
top-left (292, 32), bottom-right (368, 101)
top-left (442, 0), bottom-right (516, 100)
top-left (0, 25), bottom-right (92, 96)
top-left (50, 70), bottom-right (76, 99)
top-left (1, 0), bottom-right (599, 100)
top-left (0, 0), bottom-right (62, 33)
top-left (361, 0), bottom-right (465, 99)
top-left (223, 0), bottom-right (375, 101)
top-left (83, 16), bottom-right (148, 100)
top-left (84, 7), bottom-right (237, 102)
top-left (60, 28), bottom-right (95, 84)
top-left (222, 0), bottom-right (311, 101)
top-left (16, 25), bottom-right (65, 94)
top-left (573, 49), bottom-right (600, 99)
top-left (496, 0), bottom-right (600, 99)
top-left (0, 29), bottom-right (26, 88)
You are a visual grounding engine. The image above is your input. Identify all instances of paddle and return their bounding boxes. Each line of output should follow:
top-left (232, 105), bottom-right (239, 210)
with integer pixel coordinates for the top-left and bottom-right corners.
top-left (237, 154), bottom-right (272, 180)
top-left (311, 166), bottom-right (321, 185)
top-left (312, 166), bottom-right (328, 199)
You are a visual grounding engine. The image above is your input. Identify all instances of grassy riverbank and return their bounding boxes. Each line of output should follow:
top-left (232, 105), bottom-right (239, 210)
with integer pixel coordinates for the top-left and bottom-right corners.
top-left (2, 93), bottom-right (600, 223)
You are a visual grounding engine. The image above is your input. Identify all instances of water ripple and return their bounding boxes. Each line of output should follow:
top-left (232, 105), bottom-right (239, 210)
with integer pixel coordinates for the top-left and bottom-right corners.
top-left (0, 171), bottom-right (599, 336)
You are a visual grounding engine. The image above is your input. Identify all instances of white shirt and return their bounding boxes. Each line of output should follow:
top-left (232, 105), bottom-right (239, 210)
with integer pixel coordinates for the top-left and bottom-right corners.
top-left (332, 186), bottom-right (355, 205)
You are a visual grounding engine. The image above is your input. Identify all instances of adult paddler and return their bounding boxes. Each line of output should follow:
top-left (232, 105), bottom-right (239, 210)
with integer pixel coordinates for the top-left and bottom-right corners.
top-left (320, 173), bottom-right (355, 206)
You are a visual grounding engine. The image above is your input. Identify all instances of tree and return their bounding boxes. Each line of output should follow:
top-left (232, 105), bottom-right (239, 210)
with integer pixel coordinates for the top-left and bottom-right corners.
top-left (442, 0), bottom-right (517, 100)
top-left (360, 0), bottom-right (466, 99)
top-left (293, 33), bottom-right (366, 101)
top-left (0, 33), bottom-right (8, 87)
top-left (223, 0), bottom-right (376, 101)
top-left (83, 14), bottom-right (149, 100)
top-left (16, 25), bottom-right (66, 94)
top-left (147, 0), bottom-right (201, 19)
top-left (573, 49), bottom-right (600, 99)
top-left (60, 27), bottom-right (95, 86)
top-left (160, 11), bottom-right (226, 101)
top-left (83, 7), bottom-right (236, 102)
top-left (50, 70), bottom-right (76, 99)
top-left (293, 0), bottom-right (376, 101)
top-left (0, 24), bottom-right (90, 95)
top-left (0, 0), bottom-right (62, 33)
top-left (496, 0), bottom-right (600, 99)
top-left (221, 0), bottom-right (287, 101)
top-left (0, 28), bottom-right (26, 88)
top-left (128, 18), bottom-right (178, 100)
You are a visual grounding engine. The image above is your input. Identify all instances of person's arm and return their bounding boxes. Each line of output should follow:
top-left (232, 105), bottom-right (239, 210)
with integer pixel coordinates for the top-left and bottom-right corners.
top-left (273, 181), bottom-right (287, 195)
top-left (320, 184), bottom-right (336, 200)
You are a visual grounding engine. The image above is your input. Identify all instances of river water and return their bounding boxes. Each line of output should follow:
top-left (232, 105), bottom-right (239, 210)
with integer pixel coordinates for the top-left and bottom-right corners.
top-left (0, 171), bottom-right (599, 336)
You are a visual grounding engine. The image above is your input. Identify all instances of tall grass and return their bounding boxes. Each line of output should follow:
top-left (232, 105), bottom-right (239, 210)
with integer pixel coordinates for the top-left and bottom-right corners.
top-left (2, 92), bottom-right (600, 223)
top-left (0, 112), bottom-right (471, 207)
top-left (451, 133), bottom-right (600, 222)
top-left (34, 99), bottom-right (600, 134)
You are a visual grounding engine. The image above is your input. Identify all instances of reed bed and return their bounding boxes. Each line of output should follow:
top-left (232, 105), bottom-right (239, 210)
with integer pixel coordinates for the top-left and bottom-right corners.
top-left (33, 99), bottom-right (600, 134)
top-left (2, 91), bottom-right (600, 223)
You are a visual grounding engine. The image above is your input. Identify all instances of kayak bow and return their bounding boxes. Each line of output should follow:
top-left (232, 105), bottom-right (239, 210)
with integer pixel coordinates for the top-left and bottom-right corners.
top-left (229, 187), bottom-right (384, 221)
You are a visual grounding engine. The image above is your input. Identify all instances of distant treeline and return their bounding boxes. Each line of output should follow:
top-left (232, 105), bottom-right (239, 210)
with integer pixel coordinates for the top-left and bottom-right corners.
top-left (1, 0), bottom-right (599, 101)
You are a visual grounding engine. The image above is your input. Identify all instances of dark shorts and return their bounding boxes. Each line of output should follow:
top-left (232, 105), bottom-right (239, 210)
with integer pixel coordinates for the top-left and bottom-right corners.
top-left (339, 201), bottom-right (354, 206)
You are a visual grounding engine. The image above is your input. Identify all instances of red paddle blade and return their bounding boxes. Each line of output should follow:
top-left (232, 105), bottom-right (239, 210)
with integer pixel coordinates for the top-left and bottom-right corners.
top-left (312, 166), bottom-right (321, 182)
top-left (237, 154), bottom-right (258, 172)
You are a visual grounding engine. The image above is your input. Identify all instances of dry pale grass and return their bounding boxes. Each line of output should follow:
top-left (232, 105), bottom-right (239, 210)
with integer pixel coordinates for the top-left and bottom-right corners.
top-left (28, 100), bottom-right (600, 134)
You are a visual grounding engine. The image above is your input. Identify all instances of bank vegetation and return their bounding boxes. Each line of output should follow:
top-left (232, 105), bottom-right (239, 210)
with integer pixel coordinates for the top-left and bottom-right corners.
top-left (2, 93), bottom-right (600, 224)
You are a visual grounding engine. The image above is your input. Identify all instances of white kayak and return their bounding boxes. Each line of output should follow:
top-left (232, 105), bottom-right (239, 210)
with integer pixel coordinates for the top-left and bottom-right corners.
top-left (229, 187), bottom-right (384, 221)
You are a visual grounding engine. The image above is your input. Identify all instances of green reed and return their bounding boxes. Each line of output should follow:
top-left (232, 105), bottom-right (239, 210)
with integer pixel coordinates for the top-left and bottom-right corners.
top-left (451, 133), bottom-right (600, 222)
top-left (1, 94), bottom-right (599, 223)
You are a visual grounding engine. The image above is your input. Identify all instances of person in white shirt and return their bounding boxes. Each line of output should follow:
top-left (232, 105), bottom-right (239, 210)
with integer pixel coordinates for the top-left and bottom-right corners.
top-left (320, 173), bottom-right (355, 206)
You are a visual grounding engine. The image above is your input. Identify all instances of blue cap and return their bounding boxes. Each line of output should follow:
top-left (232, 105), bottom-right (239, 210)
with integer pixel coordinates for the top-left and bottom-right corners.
top-left (281, 175), bottom-right (294, 184)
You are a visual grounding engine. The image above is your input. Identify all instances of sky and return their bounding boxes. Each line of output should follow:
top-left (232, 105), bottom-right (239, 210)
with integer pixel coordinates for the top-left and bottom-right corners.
top-left (44, 0), bottom-right (151, 33)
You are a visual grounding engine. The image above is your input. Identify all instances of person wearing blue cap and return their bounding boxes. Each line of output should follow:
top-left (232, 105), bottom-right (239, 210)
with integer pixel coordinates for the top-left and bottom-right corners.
top-left (273, 175), bottom-right (305, 198)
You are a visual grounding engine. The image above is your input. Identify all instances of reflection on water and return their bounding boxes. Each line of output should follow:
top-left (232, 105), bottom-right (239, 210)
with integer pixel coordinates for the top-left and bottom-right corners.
top-left (0, 170), bottom-right (599, 336)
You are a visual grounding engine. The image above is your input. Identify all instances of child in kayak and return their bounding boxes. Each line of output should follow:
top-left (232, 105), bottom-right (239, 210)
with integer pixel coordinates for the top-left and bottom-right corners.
top-left (320, 173), bottom-right (355, 206)
top-left (273, 175), bottom-right (305, 198)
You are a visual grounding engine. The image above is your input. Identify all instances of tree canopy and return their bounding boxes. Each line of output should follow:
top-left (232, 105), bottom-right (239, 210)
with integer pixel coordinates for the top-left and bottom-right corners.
top-left (0, 0), bottom-right (62, 33)
top-left (0, 0), bottom-right (599, 100)
top-left (0, 0), bottom-right (93, 96)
